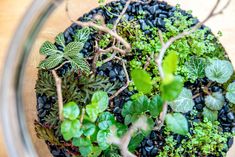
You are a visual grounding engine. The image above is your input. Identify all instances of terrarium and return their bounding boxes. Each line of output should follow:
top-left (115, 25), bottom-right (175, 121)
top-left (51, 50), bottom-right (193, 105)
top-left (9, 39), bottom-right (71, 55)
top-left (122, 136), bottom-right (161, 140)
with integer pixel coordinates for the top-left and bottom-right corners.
top-left (1, 0), bottom-right (235, 157)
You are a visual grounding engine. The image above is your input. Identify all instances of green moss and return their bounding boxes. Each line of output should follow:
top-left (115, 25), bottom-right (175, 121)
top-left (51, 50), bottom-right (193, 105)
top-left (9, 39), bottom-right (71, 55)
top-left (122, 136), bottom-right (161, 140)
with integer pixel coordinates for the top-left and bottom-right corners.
top-left (159, 119), bottom-right (233, 157)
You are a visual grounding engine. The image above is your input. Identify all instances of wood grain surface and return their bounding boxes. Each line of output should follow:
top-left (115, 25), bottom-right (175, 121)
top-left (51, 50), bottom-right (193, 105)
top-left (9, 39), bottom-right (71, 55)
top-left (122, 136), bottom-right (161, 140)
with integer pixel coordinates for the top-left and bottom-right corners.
top-left (1, 0), bottom-right (235, 156)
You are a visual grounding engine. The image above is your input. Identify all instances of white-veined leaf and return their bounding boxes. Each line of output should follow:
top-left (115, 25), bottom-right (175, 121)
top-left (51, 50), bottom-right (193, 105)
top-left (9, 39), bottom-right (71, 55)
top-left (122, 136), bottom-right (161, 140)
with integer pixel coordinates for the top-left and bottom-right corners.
top-left (74, 27), bottom-right (90, 43)
top-left (64, 42), bottom-right (84, 57)
top-left (205, 59), bottom-right (233, 83)
top-left (39, 41), bottom-right (61, 55)
top-left (205, 92), bottom-right (224, 111)
top-left (55, 33), bottom-right (65, 48)
top-left (202, 107), bottom-right (218, 122)
top-left (185, 57), bottom-right (206, 81)
top-left (226, 82), bottom-right (235, 104)
top-left (169, 88), bottom-right (195, 113)
top-left (69, 56), bottom-right (90, 75)
top-left (39, 54), bottom-right (63, 69)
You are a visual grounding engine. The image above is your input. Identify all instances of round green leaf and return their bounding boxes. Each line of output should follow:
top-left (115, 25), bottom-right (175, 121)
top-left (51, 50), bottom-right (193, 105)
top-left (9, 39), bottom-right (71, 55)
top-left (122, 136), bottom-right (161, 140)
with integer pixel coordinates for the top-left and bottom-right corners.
top-left (226, 82), bottom-right (235, 104)
top-left (202, 107), bottom-right (218, 122)
top-left (205, 59), bottom-right (233, 84)
top-left (92, 91), bottom-right (109, 112)
top-left (163, 51), bottom-right (178, 74)
top-left (88, 146), bottom-right (102, 157)
top-left (61, 119), bottom-right (81, 141)
top-left (72, 137), bottom-right (91, 147)
top-left (160, 76), bottom-right (183, 101)
top-left (63, 102), bottom-right (80, 120)
top-left (131, 69), bottom-right (153, 94)
top-left (165, 113), bottom-right (188, 136)
top-left (121, 101), bottom-right (133, 117)
top-left (97, 130), bottom-right (110, 150)
top-left (82, 123), bottom-right (96, 136)
top-left (86, 104), bottom-right (99, 122)
top-left (133, 95), bottom-right (149, 114)
top-left (169, 88), bottom-right (195, 113)
top-left (205, 92), bottom-right (224, 111)
top-left (149, 95), bottom-right (163, 117)
top-left (97, 112), bottom-right (115, 130)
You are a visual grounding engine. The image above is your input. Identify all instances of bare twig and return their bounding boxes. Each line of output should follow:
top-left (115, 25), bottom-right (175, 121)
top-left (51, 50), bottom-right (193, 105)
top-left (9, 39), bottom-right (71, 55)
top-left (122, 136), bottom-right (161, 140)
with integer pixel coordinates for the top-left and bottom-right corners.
top-left (80, 108), bottom-right (85, 124)
top-left (54, 61), bottom-right (70, 71)
top-left (155, 0), bottom-right (230, 130)
top-left (108, 116), bottom-right (148, 157)
top-left (144, 56), bottom-right (151, 70)
top-left (154, 102), bottom-right (167, 130)
top-left (158, 29), bottom-right (165, 46)
top-left (51, 70), bottom-right (63, 120)
top-left (65, 0), bottom-right (131, 53)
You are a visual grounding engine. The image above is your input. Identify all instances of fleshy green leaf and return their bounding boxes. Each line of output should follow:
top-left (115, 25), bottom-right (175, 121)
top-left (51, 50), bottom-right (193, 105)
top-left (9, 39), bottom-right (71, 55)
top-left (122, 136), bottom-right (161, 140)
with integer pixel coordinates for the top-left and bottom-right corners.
top-left (121, 101), bottom-right (133, 117)
top-left (72, 137), bottom-right (91, 147)
top-left (148, 95), bottom-right (163, 117)
top-left (74, 27), bottom-right (90, 43)
top-left (128, 133), bottom-right (145, 152)
top-left (131, 69), bottom-right (153, 94)
top-left (169, 88), bottom-right (195, 113)
top-left (205, 59), bottom-right (233, 83)
top-left (185, 57), bottom-right (206, 81)
top-left (92, 91), bottom-right (109, 112)
top-left (80, 146), bottom-right (92, 157)
top-left (55, 33), bottom-right (65, 48)
top-left (64, 41), bottom-right (84, 57)
top-left (205, 92), bottom-right (224, 111)
top-left (202, 107), bottom-right (218, 122)
top-left (63, 102), bottom-right (80, 120)
top-left (163, 51), bottom-right (178, 74)
top-left (86, 104), bottom-right (99, 122)
top-left (82, 123), bottom-right (96, 136)
top-left (39, 41), bottom-right (61, 55)
top-left (226, 82), bottom-right (235, 104)
top-left (160, 76), bottom-right (183, 101)
top-left (97, 130), bottom-right (110, 150)
top-left (165, 113), bottom-right (188, 136)
top-left (39, 54), bottom-right (63, 69)
top-left (97, 112), bottom-right (115, 130)
top-left (133, 95), bottom-right (149, 114)
top-left (61, 119), bottom-right (82, 141)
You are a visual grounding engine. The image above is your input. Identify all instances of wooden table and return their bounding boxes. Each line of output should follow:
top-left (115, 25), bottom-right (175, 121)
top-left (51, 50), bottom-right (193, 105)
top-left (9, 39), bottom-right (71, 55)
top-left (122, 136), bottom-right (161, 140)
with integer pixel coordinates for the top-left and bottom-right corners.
top-left (0, 0), bottom-right (235, 156)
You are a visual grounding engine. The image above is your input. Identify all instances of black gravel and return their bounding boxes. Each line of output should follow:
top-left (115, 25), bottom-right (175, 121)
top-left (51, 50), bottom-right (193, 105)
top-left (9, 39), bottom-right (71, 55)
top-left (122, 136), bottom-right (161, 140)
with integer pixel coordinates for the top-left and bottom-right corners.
top-left (35, 0), bottom-right (234, 156)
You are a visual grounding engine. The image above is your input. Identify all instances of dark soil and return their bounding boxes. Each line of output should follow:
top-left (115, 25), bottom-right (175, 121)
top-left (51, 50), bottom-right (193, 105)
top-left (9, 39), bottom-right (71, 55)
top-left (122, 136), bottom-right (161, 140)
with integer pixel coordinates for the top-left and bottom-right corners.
top-left (35, 0), bottom-right (234, 156)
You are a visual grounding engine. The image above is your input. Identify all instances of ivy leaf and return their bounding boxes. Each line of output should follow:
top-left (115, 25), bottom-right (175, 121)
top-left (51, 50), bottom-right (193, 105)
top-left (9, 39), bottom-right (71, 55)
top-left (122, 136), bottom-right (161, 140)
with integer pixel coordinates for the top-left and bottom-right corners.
top-left (64, 42), bottom-right (84, 57)
top-left (92, 91), bottom-right (109, 112)
top-left (160, 76), bottom-right (183, 101)
top-left (61, 119), bottom-right (82, 141)
top-left (97, 112), bottom-right (115, 130)
top-left (163, 51), bottom-right (178, 74)
top-left (63, 102), bottom-right (80, 120)
top-left (133, 95), bottom-right (149, 114)
top-left (121, 101), bottom-right (134, 117)
top-left (39, 41), bottom-right (61, 55)
top-left (55, 33), bottom-right (65, 48)
top-left (148, 95), bottom-right (163, 117)
top-left (185, 57), bottom-right (206, 81)
top-left (80, 146), bottom-right (92, 157)
top-left (226, 82), bottom-right (235, 104)
top-left (169, 88), bottom-right (195, 113)
top-left (205, 92), bottom-right (225, 111)
top-left (165, 113), bottom-right (188, 136)
top-left (205, 59), bottom-right (233, 83)
top-left (97, 130), bottom-right (110, 150)
top-left (39, 54), bottom-right (63, 69)
top-left (131, 69), bottom-right (153, 94)
top-left (86, 104), bottom-right (99, 122)
top-left (74, 27), bottom-right (90, 43)
top-left (202, 107), bottom-right (218, 122)
top-left (82, 123), bottom-right (96, 136)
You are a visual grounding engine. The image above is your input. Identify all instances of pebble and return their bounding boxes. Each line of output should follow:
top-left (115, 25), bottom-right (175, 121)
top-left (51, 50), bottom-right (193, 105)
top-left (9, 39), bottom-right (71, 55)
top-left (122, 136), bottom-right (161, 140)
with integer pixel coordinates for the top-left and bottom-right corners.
top-left (227, 112), bottom-right (235, 121)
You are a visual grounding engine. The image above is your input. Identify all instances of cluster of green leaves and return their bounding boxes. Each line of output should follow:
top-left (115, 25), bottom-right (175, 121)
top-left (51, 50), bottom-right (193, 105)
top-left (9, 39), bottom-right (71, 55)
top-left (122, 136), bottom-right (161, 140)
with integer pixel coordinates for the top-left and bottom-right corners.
top-left (201, 59), bottom-right (234, 121)
top-left (60, 91), bottom-right (127, 157)
top-left (39, 27), bottom-right (90, 75)
top-left (159, 119), bottom-right (233, 157)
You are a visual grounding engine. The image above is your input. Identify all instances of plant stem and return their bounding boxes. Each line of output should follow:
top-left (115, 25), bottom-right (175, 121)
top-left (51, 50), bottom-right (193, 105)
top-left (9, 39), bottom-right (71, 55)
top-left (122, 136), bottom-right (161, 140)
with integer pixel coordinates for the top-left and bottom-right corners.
top-left (51, 70), bottom-right (63, 120)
